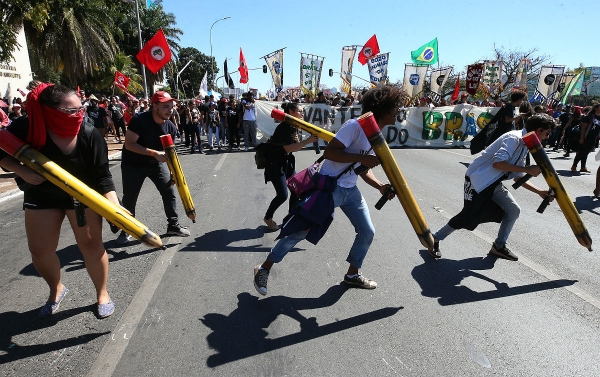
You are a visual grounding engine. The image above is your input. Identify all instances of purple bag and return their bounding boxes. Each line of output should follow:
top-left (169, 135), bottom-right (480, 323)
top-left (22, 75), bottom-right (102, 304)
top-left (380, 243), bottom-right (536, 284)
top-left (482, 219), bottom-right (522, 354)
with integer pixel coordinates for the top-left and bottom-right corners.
top-left (287, 162), bottom-right (320, 197)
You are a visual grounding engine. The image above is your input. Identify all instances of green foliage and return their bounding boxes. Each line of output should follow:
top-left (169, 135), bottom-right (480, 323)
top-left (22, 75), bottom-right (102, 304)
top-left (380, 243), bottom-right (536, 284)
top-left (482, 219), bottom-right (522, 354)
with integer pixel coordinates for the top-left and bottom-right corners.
top-left (175, 47), bottom-right (217, 95)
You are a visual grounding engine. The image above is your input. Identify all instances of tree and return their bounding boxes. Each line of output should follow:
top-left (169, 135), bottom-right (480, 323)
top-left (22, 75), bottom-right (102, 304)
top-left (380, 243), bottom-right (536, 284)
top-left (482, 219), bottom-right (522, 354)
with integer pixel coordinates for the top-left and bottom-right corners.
top-left (174, 47), bottom-right (217, 96)
top-left (116, 0), bottom-right (182, 86)
top-left (23, 0), bottom-right (119, 86)
top-left (489, 46), bottom-right (551, 99)
top-left (95, 52), bottom-right (144, 95)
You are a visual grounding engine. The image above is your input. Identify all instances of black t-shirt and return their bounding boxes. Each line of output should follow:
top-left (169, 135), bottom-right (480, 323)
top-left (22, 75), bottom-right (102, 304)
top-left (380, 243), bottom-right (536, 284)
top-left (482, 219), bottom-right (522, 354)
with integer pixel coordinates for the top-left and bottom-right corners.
top-left (268, 121), bottom-right (296, 163)
top-left (0, 116), bottom-right (115, 198)
top-left (498, 103), bottom-right (516, 131)
top-left (121, 111), bottom-right (178, 166)
top-left (581, 114), bottom-right (600, 142)
top-left (107, 103), bottom-right (124, 121)
top-left (218, 102), bottom-right (228, 118)
top-left (558, 112), bottom-right (571, 128)
top-left (226, 105), bottom-right (241, 125)
top-left (87, 106), bottom-right (107, 129)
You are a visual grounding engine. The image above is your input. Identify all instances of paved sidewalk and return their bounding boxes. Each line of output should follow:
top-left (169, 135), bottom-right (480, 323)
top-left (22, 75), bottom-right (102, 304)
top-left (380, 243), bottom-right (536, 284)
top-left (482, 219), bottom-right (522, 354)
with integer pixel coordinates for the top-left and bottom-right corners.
top-left (0, 139), bottom-right (123, 200)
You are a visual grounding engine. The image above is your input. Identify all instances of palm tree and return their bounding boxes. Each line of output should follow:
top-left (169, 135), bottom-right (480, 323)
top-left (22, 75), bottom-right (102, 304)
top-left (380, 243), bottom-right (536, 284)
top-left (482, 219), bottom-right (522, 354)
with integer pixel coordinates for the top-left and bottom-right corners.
top-left (117, 0), bottom-right (182, 85)
top-left (24, 0), bottom-right (119, 86)
top-left (97, 52), bottom-right (144, 95)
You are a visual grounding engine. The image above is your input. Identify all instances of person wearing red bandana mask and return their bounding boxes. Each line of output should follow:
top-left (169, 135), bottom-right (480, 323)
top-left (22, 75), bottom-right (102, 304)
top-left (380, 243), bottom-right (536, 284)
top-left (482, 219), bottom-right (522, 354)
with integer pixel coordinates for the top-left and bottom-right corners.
top-left (0, 82), bottom-right (120, 319)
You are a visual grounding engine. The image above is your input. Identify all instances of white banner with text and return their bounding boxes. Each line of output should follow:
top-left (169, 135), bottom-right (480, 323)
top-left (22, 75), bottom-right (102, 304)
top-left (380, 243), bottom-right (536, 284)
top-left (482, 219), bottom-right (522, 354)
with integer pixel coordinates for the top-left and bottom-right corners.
top-left (254, 101), bottom-right (500, 147)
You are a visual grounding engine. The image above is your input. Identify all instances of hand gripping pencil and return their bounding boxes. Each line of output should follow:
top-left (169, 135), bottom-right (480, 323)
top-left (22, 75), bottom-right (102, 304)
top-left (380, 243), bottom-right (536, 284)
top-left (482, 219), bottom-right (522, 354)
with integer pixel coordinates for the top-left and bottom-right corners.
top-left (357, 112), bottom-right (435, 251)
top-left (159, 134), bottom-right (196, 222)
top-left (522, 131), bottom-right (592, 251)
top-left (0, 129), bottom-right (163, 248)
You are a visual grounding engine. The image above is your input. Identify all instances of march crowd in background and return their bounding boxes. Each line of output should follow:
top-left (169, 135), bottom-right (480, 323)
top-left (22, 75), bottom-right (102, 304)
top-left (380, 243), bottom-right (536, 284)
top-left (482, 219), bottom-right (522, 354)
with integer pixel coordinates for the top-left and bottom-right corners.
top-left (1, 87), bottom-right (598, 199)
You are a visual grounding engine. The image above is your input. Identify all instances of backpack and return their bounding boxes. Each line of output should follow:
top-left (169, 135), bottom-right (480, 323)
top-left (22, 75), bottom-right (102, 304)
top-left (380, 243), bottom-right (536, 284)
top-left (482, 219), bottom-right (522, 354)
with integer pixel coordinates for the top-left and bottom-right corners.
top-left (254, 141), bottom-right (285, 169)
top-left (469, 107), bottom-right (505, 155)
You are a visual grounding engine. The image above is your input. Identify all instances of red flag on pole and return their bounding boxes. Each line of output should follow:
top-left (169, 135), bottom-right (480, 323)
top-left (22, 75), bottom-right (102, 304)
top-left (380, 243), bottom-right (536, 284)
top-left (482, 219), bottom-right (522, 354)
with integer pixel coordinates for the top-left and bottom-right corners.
top-left (358, 35), bottom-right (380, 65)
top-left (451, 73), bottom-right (460, 101)
top-left (136, 29), bottom-right (172, 74)
top-left (239, 48), bottom-right (249, 84)
top-left (114, 71), bottom-right (131, 91)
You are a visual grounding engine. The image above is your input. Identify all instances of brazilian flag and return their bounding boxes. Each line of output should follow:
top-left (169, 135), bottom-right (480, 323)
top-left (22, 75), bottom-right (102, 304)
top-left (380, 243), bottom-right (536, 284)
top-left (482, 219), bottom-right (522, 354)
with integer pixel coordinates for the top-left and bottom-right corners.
top-left (411, 38), bottom-right (438, 65)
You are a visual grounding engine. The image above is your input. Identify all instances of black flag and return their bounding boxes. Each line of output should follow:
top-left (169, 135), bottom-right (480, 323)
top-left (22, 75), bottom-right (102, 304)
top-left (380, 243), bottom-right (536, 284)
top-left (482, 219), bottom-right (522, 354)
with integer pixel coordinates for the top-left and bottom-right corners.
top-left (224, 59), bottom-right (235, 89)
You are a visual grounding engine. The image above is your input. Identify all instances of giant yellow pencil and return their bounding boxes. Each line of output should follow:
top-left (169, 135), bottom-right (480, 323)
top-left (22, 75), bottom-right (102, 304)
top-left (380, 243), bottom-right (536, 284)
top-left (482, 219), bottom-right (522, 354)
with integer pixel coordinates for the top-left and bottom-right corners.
top-left (271, 109), bottom-right (336, 142)
top-left (357, 112), bottom-right (435, 251)
top-left (159, 134), bottom-right (196, 222)
top-left (0, 129), bottom-right (162, 248)
top-left (523, 132), bottom-right (592, 251)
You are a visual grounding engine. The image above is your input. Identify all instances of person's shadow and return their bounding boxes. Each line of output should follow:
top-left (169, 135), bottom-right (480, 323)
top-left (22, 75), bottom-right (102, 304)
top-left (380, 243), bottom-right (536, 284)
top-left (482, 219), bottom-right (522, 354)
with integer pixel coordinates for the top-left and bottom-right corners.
top-left (574, 195), bottom-right (600, 216)
top-left (179, 228), bottom-right (304, 253)
top-left (19, 242), bottom-right (168, 276)
top-left (0, 307), bottom-right (109, 364)
top-left (200, 284), bottom-right (402, 367)
top-left (412, 250), bottom-right (576, 306)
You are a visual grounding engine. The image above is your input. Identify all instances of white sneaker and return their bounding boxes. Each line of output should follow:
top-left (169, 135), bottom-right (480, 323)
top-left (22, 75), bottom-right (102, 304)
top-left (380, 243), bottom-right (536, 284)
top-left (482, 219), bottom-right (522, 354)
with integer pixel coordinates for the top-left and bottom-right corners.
top-left (115, 232), bottom-right (132, 245)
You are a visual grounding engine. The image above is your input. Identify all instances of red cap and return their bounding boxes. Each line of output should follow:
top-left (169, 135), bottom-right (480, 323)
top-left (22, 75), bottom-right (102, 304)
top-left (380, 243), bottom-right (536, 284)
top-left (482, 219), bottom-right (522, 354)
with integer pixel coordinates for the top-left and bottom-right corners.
top-left (150, 91), bottom-right (177, 104)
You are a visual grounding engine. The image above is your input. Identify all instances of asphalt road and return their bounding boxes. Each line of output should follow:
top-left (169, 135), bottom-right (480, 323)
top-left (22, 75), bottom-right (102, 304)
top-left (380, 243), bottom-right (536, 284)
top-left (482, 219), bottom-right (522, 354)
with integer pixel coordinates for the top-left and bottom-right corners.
top-left (0, 142), bottom-right (599, 377)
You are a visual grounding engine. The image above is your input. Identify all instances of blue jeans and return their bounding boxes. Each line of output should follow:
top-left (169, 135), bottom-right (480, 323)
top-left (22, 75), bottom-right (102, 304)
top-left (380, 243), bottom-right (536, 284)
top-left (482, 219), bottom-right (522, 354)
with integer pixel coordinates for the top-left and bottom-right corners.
top-left (189, 122), bottom-right (203, 152)
top-left (267, 185), bottom-right (375, 269)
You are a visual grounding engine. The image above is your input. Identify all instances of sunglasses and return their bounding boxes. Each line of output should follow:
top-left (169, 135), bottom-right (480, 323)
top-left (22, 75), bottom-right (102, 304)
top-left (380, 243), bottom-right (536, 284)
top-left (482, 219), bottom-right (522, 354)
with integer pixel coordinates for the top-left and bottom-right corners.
top-left (58, 106), bottom-right (86, 116)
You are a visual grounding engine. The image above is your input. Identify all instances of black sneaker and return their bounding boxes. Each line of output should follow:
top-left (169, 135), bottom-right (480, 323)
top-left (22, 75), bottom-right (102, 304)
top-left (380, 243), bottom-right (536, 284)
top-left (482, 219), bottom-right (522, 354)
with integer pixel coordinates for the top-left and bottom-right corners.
top-left (429, 239), bottom-right (442, 259)
top-left (489, 243), bottom-right (518, 261)
top-left (343, 272), bottom-right (377, 289)
top-left (254, 265), bottom-right (269, 296)
top-left (166, 223), bottom-right (191, 237)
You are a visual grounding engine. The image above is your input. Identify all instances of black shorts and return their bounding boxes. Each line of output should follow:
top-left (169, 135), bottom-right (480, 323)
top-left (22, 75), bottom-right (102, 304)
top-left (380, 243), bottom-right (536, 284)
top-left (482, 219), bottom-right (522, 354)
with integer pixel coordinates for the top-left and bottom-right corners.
top-left (23, 189), bottom-right (75, 210)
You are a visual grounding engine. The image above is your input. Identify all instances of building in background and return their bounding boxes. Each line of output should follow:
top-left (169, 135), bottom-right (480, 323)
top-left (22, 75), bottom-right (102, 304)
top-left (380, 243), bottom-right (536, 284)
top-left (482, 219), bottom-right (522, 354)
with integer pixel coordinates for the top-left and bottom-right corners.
top-left (0, 26), bottom-right (33, 102)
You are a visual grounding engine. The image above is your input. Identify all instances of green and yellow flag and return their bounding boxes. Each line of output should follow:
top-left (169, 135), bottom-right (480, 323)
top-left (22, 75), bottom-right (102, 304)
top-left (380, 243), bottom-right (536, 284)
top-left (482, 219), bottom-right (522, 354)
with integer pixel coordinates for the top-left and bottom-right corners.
top-left (411, 38), bottom-right (438, 65)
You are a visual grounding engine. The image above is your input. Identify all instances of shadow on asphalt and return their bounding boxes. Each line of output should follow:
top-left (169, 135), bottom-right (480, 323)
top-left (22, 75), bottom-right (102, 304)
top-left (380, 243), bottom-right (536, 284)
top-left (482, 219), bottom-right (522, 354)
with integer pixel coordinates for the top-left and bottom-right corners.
top-left (19, 242), bottom-right (171, 276)
top-left (200, 284), bottom-right (402, 367)
top-left (412, 250), bottom-right (577, 306)
top-left (178, 227), bottom-right (304, 253)
top-left (574, 195), bottom-right (600, 215)
top-left (555, 169), bottom-right (580, 177)
top-left (0, 306), bottom-right (109, 364)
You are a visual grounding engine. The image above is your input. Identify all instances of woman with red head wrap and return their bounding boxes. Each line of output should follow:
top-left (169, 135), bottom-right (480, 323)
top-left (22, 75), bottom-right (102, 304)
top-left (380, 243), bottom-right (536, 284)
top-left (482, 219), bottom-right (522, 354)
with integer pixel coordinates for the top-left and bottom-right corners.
top-left (0, 83), bottom-right (120, 319)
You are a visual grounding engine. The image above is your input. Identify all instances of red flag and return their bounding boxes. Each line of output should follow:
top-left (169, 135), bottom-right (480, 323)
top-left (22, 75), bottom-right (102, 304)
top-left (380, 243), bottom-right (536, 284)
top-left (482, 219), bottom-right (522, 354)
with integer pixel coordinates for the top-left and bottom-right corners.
top-left (136, 29), bottom-right (172, 74)
top-left (239, 48), bottom-right (249, 84)
top-left (114, 71), bottom-right (131, 91)
top-left (358, 35), bottom-right (380, 65)
top-left (451, 74), bottom-right (460, 101)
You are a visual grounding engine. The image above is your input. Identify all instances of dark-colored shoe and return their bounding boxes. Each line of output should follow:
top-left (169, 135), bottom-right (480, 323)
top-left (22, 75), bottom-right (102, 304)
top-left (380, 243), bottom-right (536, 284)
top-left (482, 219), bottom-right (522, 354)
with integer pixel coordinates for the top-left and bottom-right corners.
top-left (428, 239), bottom-right (442, 259)
top-left (98, 301), bottom-right (115, 319)
top-left (115, 231), bottom-right (132, 245)
top-left (39, 286), bottom-right (69, 317)
top-left (167, 223), bottom-right (191, 237)
top-left (343, 272), bottom-right (377, 289)
top-left (254, 265), bottom-right (269, 296)
top-left (489, 243), bottom-right (518, 261)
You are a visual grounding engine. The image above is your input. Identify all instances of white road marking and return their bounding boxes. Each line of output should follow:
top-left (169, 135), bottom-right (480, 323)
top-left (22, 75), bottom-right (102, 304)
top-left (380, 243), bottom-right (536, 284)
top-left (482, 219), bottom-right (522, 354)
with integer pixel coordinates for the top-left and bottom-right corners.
top-left (86, 236), bottom-right (182, 377)
top-left (214, 153), bottom-right (228, 172)
top-left (435, 208), bottom-right (600, 310)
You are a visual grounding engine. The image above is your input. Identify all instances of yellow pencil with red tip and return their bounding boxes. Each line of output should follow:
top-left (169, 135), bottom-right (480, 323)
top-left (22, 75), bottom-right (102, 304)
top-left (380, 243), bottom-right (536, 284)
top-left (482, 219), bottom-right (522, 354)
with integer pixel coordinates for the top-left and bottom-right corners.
top-left (159, 134), bottom-right (196, 223)
top-left (0, 129), bottom-right (163, 248)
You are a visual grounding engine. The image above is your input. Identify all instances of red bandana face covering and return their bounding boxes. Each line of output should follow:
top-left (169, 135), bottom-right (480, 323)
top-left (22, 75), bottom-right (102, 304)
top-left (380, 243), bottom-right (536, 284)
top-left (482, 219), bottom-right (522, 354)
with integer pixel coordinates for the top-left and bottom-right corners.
top-left (26, 83), bottom-right (82, 150)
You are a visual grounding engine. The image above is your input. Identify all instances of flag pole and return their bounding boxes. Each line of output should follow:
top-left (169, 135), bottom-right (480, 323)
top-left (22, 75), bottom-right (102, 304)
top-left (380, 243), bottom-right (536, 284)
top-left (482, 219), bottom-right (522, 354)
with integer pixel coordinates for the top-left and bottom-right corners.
top-left (134, 0), bottom-right (148, 98)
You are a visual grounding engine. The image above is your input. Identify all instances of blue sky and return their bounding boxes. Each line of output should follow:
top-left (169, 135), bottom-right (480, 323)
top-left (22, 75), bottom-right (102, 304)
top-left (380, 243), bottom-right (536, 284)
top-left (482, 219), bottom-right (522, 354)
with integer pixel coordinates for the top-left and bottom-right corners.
top-left (162, 0), bottom-right (596, 94)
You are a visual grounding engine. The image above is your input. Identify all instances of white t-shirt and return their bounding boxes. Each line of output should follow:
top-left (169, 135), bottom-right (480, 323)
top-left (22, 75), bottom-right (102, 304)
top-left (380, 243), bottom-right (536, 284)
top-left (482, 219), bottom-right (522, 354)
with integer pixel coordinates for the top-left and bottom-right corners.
top-left (320, 118), bottom-right (374, 188)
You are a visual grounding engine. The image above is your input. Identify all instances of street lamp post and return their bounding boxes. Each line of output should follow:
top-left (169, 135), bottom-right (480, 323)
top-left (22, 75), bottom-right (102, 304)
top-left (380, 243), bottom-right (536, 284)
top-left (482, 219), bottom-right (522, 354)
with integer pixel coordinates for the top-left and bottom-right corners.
top-left (209, 16), bottom-right (231, 91)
